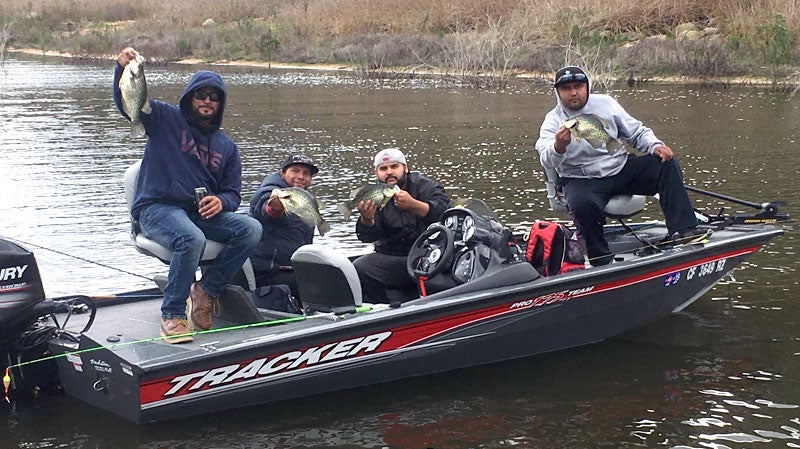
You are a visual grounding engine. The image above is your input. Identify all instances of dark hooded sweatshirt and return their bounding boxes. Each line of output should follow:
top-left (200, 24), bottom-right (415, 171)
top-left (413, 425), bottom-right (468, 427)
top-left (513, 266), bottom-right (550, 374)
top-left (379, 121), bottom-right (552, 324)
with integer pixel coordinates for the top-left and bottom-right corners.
top-left (248, 171), bottom-right (314, 275)
top-left (113, 68), bottom-right (242, 220)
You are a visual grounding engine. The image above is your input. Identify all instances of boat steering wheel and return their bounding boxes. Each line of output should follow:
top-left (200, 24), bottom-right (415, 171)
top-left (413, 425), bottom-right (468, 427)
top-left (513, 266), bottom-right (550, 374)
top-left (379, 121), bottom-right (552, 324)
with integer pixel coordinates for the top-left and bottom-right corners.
top-left (407, 224), bottom-right (455, 278)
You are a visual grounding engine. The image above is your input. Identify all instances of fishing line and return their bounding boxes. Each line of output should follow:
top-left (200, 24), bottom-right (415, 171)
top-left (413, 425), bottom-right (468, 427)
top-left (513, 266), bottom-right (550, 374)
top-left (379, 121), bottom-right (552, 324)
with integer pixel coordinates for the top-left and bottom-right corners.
top-left (2, 305), bottom-right (373, 402)
top-left (0, 235), bottom-right (154, 282)
top-left (8, 315), bottom-right (306, 370)
top-left (2, 315), bottom-right (306, 401)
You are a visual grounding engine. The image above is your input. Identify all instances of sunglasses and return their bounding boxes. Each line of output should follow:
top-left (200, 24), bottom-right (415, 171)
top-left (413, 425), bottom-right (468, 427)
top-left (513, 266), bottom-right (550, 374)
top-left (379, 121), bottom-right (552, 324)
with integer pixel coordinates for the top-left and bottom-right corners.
top-left (555, 73), bottom-right (587, 87)
top-left (192, 90), bottom-right (221, 102)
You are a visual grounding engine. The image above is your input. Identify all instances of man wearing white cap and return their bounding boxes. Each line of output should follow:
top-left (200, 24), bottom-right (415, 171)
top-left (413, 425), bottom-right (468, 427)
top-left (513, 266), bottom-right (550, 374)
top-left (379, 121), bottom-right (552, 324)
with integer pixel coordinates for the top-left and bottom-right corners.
top-left (353, 148), bottom-right (449, 303)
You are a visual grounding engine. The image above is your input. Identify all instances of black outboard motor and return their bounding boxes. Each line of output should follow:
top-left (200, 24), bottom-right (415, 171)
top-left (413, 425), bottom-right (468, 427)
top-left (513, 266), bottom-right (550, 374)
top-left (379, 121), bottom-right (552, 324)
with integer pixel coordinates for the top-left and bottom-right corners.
top-left (0, 238), bottom-right (65, 397)
top-left (0, 238), bottom-right (46, 344)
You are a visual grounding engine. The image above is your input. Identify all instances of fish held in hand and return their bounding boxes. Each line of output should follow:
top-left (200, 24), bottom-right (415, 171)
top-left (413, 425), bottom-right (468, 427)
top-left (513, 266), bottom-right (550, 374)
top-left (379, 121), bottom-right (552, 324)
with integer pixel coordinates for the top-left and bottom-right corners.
top-left (272, 187), bottom-right (330, 236)
top-left (118, 50), bottom-right (151, 138)
top-left (561, 114), bottom-right (623, 152)
top-left (337, 184), bottom-right (399, 220)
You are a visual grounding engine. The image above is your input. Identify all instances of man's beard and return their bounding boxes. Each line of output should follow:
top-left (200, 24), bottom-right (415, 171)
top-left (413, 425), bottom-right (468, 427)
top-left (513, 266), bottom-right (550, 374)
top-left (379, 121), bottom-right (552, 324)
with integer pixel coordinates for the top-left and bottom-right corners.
top-left (386, 172), bottom-right (407, 188)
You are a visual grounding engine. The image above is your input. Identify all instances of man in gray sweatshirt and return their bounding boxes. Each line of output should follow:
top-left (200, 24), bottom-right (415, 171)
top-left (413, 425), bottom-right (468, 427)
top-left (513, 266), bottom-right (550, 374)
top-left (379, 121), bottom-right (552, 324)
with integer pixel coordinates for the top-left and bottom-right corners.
top-left (535, 66), bottom-right (700, 266)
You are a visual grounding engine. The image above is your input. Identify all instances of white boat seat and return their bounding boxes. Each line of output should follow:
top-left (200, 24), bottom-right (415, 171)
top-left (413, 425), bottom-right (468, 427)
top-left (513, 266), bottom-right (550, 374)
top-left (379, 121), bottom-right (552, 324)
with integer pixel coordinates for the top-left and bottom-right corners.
top-left (543, 166), bottom-right (646, 218)
top-left (291, 244), bottom-right (362, 313)
top-left (123, 160), bottom-right (256, 291)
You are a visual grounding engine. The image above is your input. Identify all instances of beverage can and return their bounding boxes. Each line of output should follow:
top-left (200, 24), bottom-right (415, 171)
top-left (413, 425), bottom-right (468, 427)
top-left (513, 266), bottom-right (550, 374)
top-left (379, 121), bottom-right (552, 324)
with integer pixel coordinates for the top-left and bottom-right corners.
top-left (195, 187), bottom-right (207, 208)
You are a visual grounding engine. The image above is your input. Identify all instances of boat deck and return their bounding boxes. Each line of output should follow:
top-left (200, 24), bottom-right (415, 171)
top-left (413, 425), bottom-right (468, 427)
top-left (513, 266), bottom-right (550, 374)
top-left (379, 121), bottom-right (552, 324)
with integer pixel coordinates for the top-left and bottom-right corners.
top-left (51, 221), bottom-right (775, 367)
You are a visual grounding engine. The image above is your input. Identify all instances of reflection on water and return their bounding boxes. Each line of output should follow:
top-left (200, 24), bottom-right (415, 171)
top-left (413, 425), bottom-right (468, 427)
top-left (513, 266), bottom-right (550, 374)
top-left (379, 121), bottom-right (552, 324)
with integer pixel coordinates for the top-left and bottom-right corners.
top-left (1, 54), bottom-right (798, 448)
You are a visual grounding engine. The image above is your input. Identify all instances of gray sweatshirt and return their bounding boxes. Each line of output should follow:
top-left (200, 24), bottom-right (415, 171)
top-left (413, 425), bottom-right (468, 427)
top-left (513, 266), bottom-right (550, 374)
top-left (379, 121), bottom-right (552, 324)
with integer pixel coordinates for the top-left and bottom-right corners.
top-left (535, 80), bottom-right (664, 179)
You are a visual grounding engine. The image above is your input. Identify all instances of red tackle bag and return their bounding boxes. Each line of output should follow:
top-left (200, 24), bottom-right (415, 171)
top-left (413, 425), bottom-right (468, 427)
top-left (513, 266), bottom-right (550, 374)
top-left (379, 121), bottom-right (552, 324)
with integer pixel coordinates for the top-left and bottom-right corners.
top-left (525, 221), bottom-right (585, 276)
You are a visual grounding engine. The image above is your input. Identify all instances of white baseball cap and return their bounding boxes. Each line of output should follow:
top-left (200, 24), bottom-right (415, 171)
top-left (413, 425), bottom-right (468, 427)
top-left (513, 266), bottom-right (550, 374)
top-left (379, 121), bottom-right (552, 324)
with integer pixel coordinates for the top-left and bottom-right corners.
top-left (373, 148), bottom-right (407, 168)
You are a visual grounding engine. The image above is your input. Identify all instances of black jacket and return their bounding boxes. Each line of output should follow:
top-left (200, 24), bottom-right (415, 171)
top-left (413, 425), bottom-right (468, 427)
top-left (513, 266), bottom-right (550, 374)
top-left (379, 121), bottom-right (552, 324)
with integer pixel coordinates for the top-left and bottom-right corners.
top-left (356, 172), bottom-right (449, 256)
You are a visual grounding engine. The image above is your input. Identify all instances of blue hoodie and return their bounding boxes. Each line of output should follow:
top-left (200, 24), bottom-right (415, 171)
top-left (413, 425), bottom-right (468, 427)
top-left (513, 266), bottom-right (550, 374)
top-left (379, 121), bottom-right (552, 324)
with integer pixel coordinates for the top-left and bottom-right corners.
top-left (113, 67), bottom-right (242, 219)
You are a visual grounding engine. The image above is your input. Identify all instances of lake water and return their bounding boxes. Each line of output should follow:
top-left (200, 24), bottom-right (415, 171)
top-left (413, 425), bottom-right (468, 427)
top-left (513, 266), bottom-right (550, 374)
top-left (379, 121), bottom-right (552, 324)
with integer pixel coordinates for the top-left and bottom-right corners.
top-left (1, 54), bottom-right (798, 448)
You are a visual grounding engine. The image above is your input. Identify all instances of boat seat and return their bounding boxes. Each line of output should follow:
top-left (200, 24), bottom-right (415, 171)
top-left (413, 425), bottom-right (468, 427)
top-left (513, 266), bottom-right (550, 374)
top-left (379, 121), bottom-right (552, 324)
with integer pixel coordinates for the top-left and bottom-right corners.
top-left (290, 244), bottom-right (362, 314)
top-left (543, 166), bottom-right (646, 218)
top-left (123, 160), bottom-right (256, 291)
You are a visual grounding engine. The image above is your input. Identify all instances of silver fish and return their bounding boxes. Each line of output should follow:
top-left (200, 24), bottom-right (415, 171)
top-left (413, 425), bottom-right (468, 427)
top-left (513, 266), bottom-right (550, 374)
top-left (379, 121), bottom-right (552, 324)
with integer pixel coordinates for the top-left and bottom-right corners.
top-left (272, 187), bottom-right (330, 236)
top-left (118, 50), bottom-right (151, 138)
top-left (337, 184), bottom-right (399, 220)
top-left (561, 114), bottom-right (623, 152)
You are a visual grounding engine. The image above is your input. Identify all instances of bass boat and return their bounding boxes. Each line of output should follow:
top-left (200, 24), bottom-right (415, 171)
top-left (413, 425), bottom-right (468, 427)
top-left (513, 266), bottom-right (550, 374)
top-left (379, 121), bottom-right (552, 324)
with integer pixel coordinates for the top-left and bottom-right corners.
top-left (0, 186), bottom-right (789, 424)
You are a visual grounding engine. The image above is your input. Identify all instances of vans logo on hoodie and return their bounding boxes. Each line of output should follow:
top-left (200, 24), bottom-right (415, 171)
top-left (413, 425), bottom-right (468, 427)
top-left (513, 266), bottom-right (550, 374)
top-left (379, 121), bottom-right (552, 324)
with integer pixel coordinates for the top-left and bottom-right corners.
top-left (180, 129), bottom-right (222, 172)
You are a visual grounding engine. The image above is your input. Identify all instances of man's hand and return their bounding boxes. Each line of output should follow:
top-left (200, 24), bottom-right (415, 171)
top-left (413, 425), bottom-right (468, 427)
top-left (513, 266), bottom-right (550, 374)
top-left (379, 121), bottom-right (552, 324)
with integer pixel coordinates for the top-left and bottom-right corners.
top-left (198, 195), bottom-right (222, 219)
top-left (554, 127), bottom-right (571, 154)
top-left (358, 199), bottom-right (377, 226)
top-left (392, 190), bottom-right (415, 209)
top-left (117, 47), bottom-right (138, 68)
top-left (267, 194), bottom-right (285, 215)
top-left (653, 144), bottom-right (674, 163)
top-left (393, 190), bottom-right (430, 217)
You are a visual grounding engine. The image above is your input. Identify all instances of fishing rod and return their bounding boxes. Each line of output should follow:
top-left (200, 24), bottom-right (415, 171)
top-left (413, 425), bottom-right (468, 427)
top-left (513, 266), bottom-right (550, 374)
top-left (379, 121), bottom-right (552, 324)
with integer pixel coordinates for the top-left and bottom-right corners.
top-left (684, 185), bottom-right (786, 213)
top-left (0, 235), bottom-right (154, 282)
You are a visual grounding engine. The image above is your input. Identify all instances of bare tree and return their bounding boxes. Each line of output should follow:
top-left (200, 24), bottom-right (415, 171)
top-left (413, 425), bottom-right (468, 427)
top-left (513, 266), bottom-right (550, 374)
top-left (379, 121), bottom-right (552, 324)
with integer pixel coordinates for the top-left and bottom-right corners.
top-left (0, 18), bottom-right (14, 66)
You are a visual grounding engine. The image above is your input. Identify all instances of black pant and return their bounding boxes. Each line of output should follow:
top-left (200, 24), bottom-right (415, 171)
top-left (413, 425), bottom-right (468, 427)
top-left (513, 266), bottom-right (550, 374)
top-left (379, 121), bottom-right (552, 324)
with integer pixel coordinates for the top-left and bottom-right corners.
top-left (561, 154), bottom-right (698, 265)
top-left (353, 252), bottom-right (418, 303)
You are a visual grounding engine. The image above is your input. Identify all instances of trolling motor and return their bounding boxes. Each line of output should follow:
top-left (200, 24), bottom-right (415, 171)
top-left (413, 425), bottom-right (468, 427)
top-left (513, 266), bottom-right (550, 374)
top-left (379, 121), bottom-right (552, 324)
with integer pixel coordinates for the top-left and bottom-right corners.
top-left (685, 185), bottom-right (791, 224)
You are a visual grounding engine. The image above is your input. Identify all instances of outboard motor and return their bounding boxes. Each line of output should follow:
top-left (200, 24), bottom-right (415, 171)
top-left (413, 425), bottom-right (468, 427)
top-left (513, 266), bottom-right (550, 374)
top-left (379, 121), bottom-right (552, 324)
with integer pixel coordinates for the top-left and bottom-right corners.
top-left (0, 238), bottom-right (65, 397)
top-left (0, 238), bottom-right (46, 344)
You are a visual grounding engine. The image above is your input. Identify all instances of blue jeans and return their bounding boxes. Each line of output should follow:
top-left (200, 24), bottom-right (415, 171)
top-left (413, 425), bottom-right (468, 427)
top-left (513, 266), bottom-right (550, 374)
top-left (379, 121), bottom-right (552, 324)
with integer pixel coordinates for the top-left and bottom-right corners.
top-left (138, 203), bottom-right (262, 318)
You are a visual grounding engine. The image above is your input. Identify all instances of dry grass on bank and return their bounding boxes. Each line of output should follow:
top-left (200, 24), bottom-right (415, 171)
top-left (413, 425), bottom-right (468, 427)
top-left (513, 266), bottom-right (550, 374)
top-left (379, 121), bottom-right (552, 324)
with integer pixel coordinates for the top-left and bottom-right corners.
top-left (4, 0), bottom-right (798, 40)
top-left (2, 0), bottom-right (800, 85)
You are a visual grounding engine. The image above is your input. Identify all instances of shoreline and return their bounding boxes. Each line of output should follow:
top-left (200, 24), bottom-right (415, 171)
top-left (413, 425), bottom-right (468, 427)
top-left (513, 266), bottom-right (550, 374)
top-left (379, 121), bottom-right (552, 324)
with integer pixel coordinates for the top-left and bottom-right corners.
top-left (6, 47), bottom-right (779, 86)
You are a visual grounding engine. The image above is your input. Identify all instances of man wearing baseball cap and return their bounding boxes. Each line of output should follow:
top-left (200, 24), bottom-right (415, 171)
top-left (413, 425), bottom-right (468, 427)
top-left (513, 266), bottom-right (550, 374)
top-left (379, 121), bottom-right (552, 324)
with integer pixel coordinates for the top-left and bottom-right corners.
top-left (249, 153), bottom-right (320, 298)
top-left (352, 148), bottom-right (450, 303)
top-left (535, 65), bottom-right (700, 266)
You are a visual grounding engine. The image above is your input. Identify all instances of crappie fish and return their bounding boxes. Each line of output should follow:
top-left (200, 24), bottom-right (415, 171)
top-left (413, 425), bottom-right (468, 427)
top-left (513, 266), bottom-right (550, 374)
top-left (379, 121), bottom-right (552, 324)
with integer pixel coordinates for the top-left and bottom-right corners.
top-left (272, 187), bottom-right (330, 236)
top-left (337, 184), bottom-right (399, 220)
top-left (118, 50), bottom-right (151, 138)
top-left (561, 114), bottom-right (622, 152)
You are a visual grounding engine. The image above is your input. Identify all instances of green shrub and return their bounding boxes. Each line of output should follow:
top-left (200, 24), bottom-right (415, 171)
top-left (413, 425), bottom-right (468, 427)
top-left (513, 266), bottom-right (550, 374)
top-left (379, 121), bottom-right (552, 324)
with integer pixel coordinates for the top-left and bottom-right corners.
top-left (257, 28), bottom-right (279, 60)
top-left (176, 37), bottom-right (192, 58)
top-left (756, 13), bottom-right (793, 66)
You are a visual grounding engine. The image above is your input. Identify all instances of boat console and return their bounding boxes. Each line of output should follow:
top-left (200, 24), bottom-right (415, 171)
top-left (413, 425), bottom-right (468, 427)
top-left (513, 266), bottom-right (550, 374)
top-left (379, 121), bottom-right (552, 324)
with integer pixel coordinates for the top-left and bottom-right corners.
top-left (290, 202), bottom-right (535, 310)
top-left (407, 204), bottom-right (529, 295)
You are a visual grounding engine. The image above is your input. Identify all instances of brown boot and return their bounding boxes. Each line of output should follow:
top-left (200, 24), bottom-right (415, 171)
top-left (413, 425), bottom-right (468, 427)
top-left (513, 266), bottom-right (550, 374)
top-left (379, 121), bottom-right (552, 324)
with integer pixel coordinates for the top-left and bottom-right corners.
top-left (187, 282), bottom-right (216, 331)
top-left (160, 318), bottom-right (194, 344)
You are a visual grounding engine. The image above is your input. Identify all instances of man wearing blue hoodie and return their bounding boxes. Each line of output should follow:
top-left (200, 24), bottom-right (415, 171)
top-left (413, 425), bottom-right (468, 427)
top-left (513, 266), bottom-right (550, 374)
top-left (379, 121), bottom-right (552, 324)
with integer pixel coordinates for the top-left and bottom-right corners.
top-left (114, 47), bottom-right (262, 343)
top-left (535, 66), bottom-right (700, 266)
top-left (249, 153), bottom-right (319, 299)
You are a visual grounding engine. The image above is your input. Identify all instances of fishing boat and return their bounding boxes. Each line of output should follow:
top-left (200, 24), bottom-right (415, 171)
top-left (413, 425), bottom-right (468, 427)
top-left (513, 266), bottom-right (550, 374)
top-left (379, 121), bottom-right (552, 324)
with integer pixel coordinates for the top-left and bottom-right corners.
top-left (0, 185), bottom-right (789, 424)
